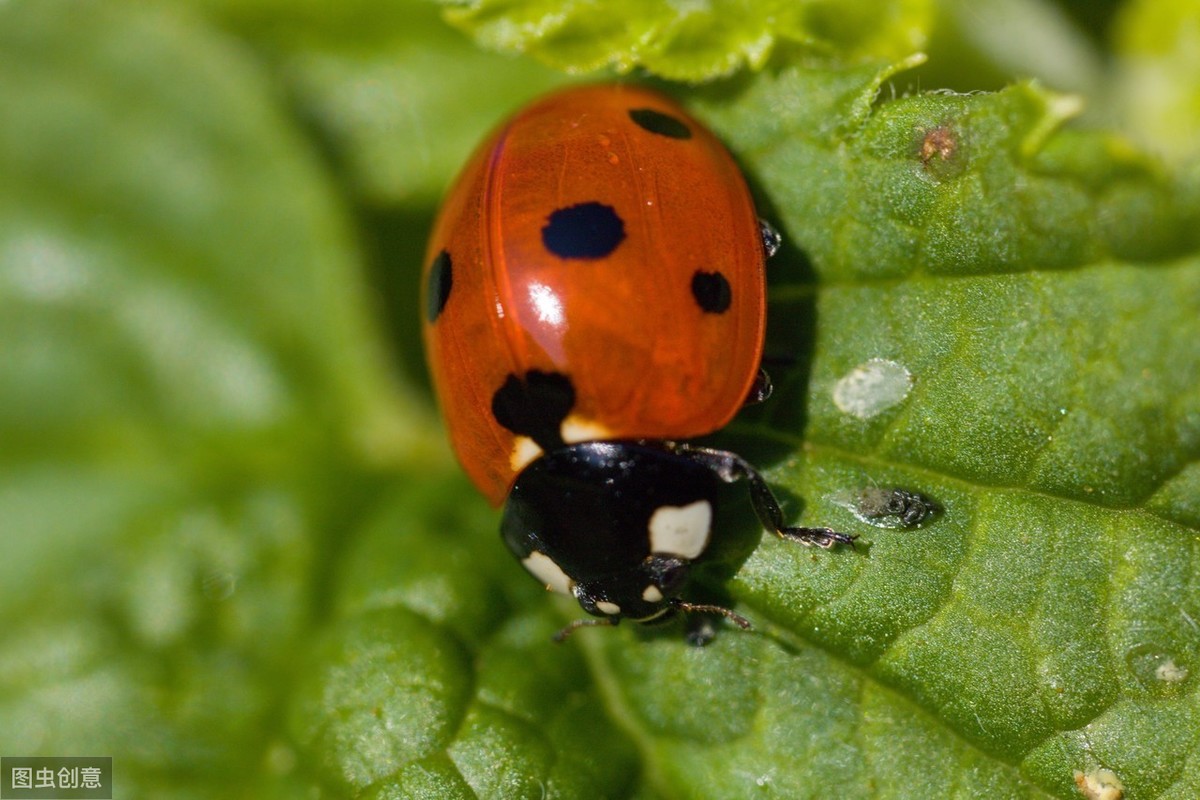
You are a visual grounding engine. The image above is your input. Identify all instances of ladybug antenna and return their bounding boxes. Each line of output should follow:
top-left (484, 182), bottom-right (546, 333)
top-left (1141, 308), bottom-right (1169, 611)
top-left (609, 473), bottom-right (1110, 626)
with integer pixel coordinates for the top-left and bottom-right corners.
top-left (552, 617), bottom-right (617, 643)
top-left (672, 600), bottom-right (753, 631)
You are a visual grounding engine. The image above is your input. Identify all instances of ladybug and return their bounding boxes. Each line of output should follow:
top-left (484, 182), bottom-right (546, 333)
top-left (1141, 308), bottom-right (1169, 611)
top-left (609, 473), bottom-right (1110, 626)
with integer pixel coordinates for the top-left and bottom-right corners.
top-left (422, 84), bottom-right (854, 642)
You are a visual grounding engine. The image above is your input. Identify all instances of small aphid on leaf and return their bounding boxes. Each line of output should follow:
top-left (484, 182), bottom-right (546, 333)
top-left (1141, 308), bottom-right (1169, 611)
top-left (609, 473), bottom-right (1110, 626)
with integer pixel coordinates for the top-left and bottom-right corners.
top-left (832, 358), bottom-right (912, 420)
top-left (833, 486), bottom-right (940, 529)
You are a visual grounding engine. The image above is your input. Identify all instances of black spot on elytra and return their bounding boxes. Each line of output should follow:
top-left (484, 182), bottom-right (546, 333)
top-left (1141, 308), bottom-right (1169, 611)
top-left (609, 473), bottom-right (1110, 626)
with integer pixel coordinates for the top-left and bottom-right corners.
top-left (691, 270), bottom-right (732, 314)
top-left (425, 249), bottom-right (452, 322)
top-left (629, 108), bottom-right (692, 140)
top-left (492, 370), bottom-right (576, 451)
top-left (542, 202), bottom-right (625, 260)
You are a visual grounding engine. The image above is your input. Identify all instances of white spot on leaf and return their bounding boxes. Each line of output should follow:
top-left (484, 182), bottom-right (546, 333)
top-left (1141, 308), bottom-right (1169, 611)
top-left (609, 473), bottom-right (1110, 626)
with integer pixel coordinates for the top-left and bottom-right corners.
top-left (1073, 768), bottom-right (1123, 800)
top-left (833, 358), bottom-right (913, 419)
top-left (1156, 658), bottom-right (1188, 683)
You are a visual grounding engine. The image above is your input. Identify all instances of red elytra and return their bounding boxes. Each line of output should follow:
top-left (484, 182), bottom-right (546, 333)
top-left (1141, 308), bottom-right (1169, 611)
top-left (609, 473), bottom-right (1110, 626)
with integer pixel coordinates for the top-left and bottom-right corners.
top-left (422, 83), bottom-right (766, 506)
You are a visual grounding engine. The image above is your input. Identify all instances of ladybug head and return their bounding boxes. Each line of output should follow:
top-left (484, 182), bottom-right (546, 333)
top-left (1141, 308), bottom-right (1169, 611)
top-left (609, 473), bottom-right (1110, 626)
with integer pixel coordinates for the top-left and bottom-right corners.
top-left (501, 440), bottom-right (738, 634)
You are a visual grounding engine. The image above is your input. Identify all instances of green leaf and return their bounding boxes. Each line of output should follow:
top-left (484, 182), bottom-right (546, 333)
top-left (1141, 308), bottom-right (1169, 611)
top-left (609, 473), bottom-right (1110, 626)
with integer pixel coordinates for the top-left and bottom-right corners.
top-left (0, 0), bottom-right (419, 789)
top-left (689, 65), bottom-right (1200, 798)
top-left (433, 0), bottom-right (933, 81)
top-left (291, 483), bottom-right (638, 797)
top-left (5, 1), bottom-right (1200, 799)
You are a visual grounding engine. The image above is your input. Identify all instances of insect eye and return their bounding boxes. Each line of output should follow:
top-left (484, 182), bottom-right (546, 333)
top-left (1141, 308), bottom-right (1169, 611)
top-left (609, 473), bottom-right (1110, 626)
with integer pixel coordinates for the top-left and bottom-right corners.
top-left (646, 555), bottom-right (689, 595)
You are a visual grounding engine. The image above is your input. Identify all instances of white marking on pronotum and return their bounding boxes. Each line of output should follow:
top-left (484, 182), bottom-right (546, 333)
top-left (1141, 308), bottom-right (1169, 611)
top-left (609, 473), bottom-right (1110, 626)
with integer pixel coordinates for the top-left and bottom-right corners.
top-left (510, 436), bottom-right (542, 473)
top-left (648, 500), bottom-right (712, 559)
top-left (560, 415), bottom-right (611, 444)
top-left (522, 551), bottom-right (573, 596)
top-left (642, 585), bottom-right (664, 603)
top-left (595, 600), bottom-right (621, 616)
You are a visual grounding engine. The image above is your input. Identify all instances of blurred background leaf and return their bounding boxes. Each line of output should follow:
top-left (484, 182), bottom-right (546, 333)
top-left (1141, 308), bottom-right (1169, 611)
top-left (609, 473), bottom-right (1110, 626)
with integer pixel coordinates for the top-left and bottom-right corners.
top-left (1, 0), bottom-right (1198, 798)
top-left (431, 0), bottom-right (932, 81)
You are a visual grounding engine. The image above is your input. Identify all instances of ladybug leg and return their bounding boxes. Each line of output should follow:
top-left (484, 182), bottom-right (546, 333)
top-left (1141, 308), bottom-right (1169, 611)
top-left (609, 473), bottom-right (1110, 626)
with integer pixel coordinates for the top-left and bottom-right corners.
top-left (744, 368), bottom-right (773, 405)
top-left (759, 218), bottom-right (783, 259)
top-left (672, 444), bottom-right (857, 549)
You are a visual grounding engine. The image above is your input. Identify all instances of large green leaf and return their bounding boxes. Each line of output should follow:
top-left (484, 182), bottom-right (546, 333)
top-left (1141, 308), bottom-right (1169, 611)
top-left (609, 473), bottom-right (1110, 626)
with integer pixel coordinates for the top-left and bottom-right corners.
top-left (432, 0), bottom-right (933, 82)
top-left (3, 1), bottom-right (1199, 799)
top-left (0, 0), bottom-right (417, 792)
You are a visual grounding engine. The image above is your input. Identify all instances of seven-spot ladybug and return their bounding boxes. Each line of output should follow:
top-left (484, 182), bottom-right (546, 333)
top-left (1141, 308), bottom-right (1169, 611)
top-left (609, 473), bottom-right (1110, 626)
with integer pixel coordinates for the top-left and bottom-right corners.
top-left (422, 84), bottom-right (855, 642)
